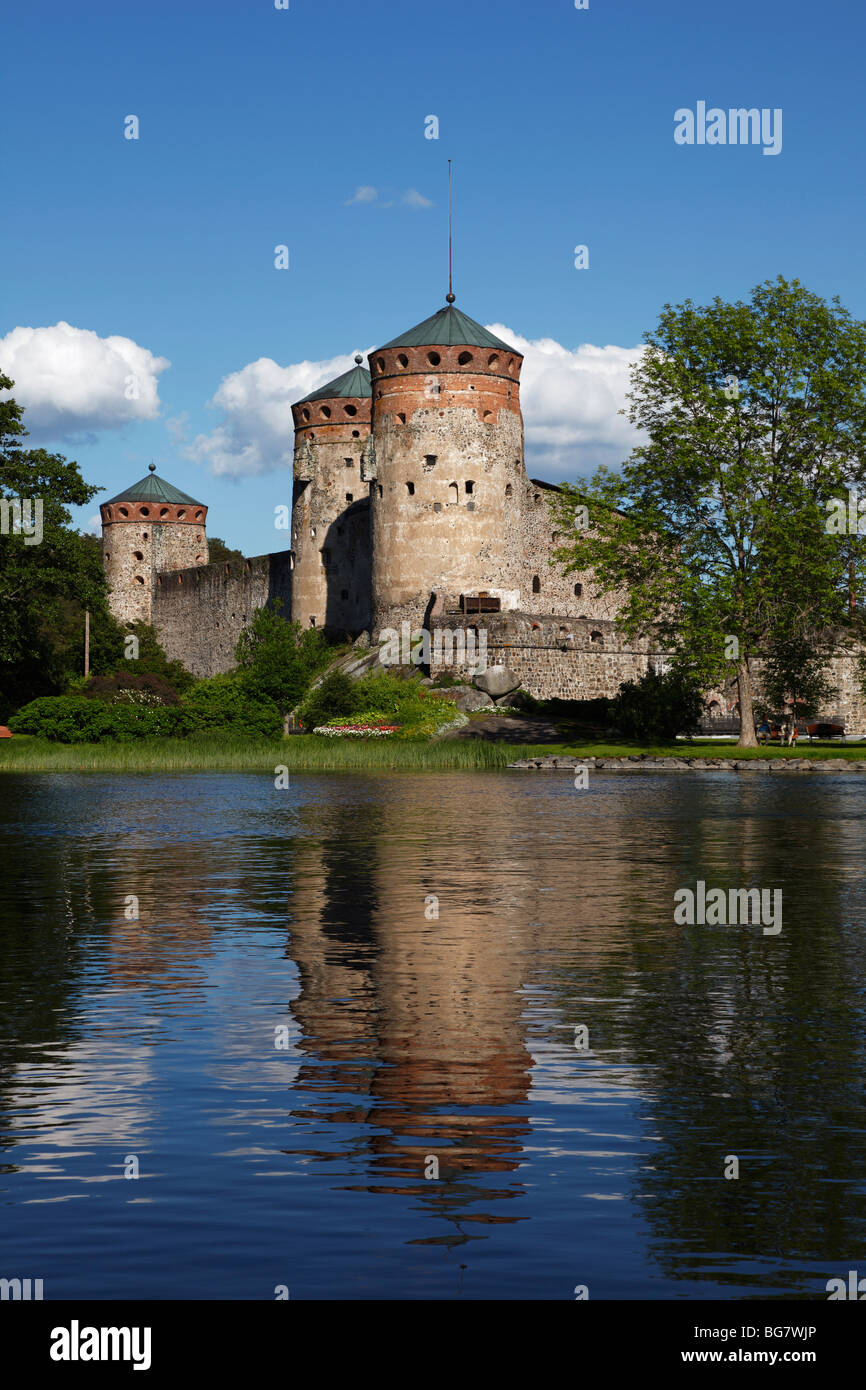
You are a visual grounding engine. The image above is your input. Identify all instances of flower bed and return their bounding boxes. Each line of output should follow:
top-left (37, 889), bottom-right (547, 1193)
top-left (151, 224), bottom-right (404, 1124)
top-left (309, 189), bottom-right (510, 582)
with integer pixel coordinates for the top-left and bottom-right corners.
top-left (313, 722), bottom-right (400, 737)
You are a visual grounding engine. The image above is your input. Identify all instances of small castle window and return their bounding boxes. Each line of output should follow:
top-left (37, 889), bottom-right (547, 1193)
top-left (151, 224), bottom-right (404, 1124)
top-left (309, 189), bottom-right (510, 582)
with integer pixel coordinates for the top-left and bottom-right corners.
top-left (140, 507), bottom-right (150, 517)
top-left (320, 406), bottom-right (331, 419)
top-left (310, 616), bottom-right (316, 627)
top-left (196, 554), bottom-right (203, 562)
top-left (505, 484), bottom-right (513, 498)
top-left (302, 408), bottom-right (311, 421)
top-left (424, 455), bottom-right (437, 471)
top-left (195, 510), bottom-right (203, 520)
top-left (133, 575), bottom-right (144, 585)
top-left (119, 507), bottom-right (129, 517)
top-left (177, 575), bottom-right (182, 585)
top-left (397, 412), bottom-right (406, 424)
top-left (427, 351), bottom-right (441, 366)
top-left (458, 351), bottom-right (473, 365)
top-left (345, 458), bottom-right (353, 467)
top-left (465, 480), bottom-right (474, 494)
top-left (134, 550), bottom-right (144, 561)
top-left (533, 493), bottom-right (541, 505)
top-left (508, 357), bottom-right (515, 371)
top-left (377, 484), bottom-right (383, 498)
top-left (352, 429), bottom-right (360, 438)
top-left (574, 583), bottom-right (583, 597)
top-left (344, 404), bottom-right (357, 417)
top-left (346, 492), bottom-right (353, 502)
top-left (105, 552), bottom-right (110, 562)
top-left (177, 509), bottom-right (186, 519)
top-left (377, 357), bottom-right (385, 372)
top-left (532, 575), bottom-right (541, 593)
top-left (142, 531), bottom-right (149, 540)
top-left (397, 353), bottom-right (409, 368)
top-left (482, 410), bottom-right (492, 420)
top-left (406, 481), bottom-right (415, 495)
top-left (448, 482), bottom-right (459, 504)
top-left (160, 507), bottom-right (169, 518)
top-left (590, 630), bottom-right (603, 644)
top-left (311, 527), bottom-right (316, 537)
top-left (488, 354), bottom-right (499, 367)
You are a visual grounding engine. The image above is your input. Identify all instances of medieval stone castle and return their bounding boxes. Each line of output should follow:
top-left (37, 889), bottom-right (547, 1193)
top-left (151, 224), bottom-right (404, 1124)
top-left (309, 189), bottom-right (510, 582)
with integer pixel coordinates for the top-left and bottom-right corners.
top-left (100, 296), bottom-right (866, 727)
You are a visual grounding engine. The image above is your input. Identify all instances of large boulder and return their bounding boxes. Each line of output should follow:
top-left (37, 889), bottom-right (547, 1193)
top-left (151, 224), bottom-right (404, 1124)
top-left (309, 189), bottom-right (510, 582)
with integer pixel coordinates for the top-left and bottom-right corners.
top-left (473, 665), bottom-right (521, 702)
top-left (429, 685), bottom-right (493, 713)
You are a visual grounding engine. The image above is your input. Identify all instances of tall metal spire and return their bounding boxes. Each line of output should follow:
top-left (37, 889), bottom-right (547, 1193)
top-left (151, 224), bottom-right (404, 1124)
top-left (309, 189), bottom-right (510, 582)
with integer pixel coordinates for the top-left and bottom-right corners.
top-left (446, 159), bottom-right (455, 304)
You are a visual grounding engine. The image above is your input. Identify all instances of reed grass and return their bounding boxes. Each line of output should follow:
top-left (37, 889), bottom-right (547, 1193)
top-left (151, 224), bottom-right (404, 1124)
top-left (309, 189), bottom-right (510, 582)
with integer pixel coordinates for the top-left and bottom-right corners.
top-left (0, 734), bottom-right (861, 775)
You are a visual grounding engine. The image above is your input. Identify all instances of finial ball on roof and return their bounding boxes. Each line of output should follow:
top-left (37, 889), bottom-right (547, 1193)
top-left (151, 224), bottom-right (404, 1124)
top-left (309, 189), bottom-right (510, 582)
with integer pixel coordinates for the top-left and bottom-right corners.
top-left (446, 293), bottom-right (456, 304)
top-left (148, 462), bottom-right (156, 472)
top-left (354, 353), bottom-right (363, 364)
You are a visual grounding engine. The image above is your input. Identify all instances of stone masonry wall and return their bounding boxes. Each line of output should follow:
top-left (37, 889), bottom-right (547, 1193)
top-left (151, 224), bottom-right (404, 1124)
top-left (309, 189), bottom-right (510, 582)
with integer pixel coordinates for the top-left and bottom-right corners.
top-left (152, 551), bottom-right (293, 678)
top-left (429, 612), bottom-right (657, 700)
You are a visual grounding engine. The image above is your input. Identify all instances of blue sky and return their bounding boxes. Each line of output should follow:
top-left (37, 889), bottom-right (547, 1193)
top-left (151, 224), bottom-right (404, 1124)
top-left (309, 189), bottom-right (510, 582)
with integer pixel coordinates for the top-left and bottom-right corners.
top-left (2, 0), bottom-right (863, 554)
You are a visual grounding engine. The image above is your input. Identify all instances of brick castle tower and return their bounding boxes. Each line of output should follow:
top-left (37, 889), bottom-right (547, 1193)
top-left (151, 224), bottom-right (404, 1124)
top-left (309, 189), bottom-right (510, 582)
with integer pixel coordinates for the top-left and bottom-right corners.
top-left (100, 464), bottom-right (209, 625)
top-left (366, 297), bottom-right (524, 635)
top-left (290, 357), bottom-right (372, 633)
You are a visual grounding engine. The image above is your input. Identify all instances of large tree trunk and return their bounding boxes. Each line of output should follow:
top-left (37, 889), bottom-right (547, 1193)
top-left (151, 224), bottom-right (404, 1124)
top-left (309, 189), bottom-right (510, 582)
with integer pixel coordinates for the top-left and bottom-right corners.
top-left (736, 657), bottom-right (758, 747)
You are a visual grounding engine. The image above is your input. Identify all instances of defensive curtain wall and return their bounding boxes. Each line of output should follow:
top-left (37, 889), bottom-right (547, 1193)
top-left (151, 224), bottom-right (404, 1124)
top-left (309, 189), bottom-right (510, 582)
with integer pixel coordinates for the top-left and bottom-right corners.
top-left (151, 552), bottom-right (294, 679)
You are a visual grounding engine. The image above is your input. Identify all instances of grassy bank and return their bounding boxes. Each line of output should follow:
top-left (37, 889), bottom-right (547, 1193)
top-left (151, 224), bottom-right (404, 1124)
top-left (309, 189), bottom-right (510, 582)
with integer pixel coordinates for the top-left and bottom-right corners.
top-left (0, 734), bottom-right (862, 774)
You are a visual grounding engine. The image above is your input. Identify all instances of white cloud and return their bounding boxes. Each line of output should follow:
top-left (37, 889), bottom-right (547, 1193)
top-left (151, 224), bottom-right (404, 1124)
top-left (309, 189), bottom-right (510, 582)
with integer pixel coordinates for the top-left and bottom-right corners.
top-left (86, 513), bottom-right (101, 535)
top-left (486, 324), bottom-right (644, 478)
top-left (188, 330), bottom-right (644, 481)
top-left (344, 186), bottom-right (434, 210)
top-left (0, 321), bottom-right (169, 440)
top-left (165, 412), bottom-right (190, 444)
top-left (187, 351), bottom-right (372, 479)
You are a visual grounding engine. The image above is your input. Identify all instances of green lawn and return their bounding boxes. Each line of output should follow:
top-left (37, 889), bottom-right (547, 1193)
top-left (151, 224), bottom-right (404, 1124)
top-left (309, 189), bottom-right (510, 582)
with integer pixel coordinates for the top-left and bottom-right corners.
top-left (0, 733), bottom-right (861, 774)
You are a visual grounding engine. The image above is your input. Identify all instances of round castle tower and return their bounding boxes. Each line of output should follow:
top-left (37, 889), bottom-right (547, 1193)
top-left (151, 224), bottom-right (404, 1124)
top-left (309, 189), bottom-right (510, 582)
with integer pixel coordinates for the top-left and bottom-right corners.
top-left (290, 356), bottom-right (372, 633)
top-left (100, 464), bottom-right (208, 626)
top-left (367, 298), bottom-right (524, 635)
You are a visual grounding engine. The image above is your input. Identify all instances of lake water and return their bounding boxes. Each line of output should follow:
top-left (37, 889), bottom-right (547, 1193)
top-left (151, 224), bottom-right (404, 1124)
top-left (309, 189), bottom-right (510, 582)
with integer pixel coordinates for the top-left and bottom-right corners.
top-left (1, 769), bottom-right (864, 1300)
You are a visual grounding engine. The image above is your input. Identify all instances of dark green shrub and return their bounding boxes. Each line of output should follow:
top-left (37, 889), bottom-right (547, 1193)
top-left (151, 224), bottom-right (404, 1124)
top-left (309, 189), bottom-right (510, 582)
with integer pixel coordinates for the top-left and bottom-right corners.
top-left (181, 674), bottom-right (282, 737)
top-left (299, 671), bottom-right (357, 729)
top-left (75, 672), bottom-right (181, 705)
top-left (608, 667), bottom-right (706, 741)
top-left (9, 696), bottom-right (186, 742)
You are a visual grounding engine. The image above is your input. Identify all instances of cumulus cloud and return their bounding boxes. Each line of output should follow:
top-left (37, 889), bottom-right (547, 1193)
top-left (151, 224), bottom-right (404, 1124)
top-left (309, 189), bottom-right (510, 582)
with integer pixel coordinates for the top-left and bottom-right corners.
top-left (187, 351), bottom-right (372, 479)
top-left (0, 321), bottom-right (170, 440)
top-left (402, 189), bottom-right (433, 209)
top-left (485, 324), bottom-right (644, 478)
top-left (188, 330), bottom-right (644, 481)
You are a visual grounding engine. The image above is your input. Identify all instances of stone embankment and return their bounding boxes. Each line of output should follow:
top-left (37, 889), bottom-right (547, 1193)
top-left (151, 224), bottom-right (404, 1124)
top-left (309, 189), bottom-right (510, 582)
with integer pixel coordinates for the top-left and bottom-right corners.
top-left (508, 754), bottom-right (866, 772)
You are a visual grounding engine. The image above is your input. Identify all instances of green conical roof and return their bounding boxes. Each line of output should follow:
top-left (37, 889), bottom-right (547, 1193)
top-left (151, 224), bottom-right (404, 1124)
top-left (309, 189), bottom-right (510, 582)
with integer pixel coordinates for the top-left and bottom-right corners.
top-left (377, 303), bottom-right (518, 353)
top-left (295, 359), bottom-right (372, 406)
top-left (104, 466), bottom-right (204, 507)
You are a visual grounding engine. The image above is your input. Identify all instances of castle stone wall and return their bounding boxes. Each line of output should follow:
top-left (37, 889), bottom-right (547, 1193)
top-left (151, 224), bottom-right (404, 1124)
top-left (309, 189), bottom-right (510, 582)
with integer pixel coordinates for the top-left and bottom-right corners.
top-left (152, 551), bottom-right (293, 678)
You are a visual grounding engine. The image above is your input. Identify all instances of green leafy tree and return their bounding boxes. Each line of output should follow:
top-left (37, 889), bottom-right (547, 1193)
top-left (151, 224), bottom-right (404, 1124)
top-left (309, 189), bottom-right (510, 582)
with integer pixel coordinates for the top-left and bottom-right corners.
top-left (758, 627), bottom-right (838, 722)
top-left (234, 605), bottom-right (331, 713)
top-left (553, 278), bottom-right (866, 746)
top-left (0, 375), bottom-right (120, 716)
